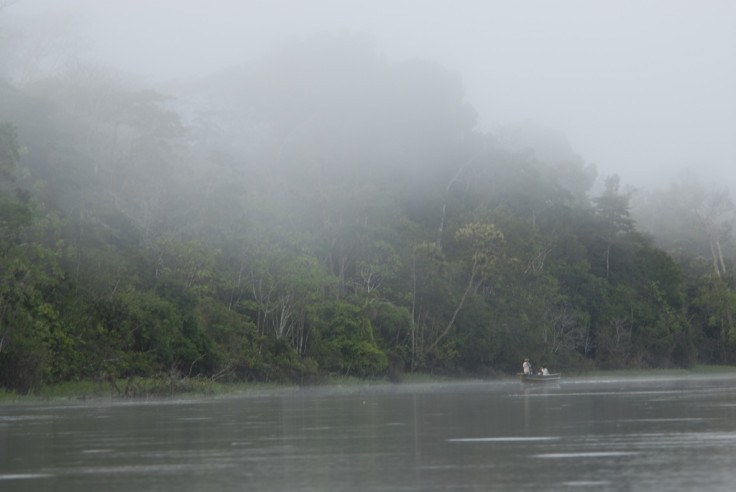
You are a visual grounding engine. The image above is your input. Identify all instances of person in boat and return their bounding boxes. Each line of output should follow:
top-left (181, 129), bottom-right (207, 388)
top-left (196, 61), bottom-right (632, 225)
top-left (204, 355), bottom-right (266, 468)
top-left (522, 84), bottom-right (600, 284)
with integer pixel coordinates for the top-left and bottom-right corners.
top-left (522, 358), bottom-right (532, 375)
top-left (539, 366), bottom-right (550, 376)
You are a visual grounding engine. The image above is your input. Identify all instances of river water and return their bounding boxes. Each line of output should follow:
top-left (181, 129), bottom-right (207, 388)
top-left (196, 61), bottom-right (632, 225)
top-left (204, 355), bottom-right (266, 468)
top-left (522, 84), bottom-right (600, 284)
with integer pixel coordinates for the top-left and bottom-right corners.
top-left (2, 374), bottom-right (736, 491)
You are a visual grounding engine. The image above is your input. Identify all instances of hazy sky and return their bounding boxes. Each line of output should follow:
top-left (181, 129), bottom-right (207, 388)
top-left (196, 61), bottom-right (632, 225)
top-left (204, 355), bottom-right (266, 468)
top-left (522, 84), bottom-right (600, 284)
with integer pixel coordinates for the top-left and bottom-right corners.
top-left (8, 0), bottom-right (736, 189)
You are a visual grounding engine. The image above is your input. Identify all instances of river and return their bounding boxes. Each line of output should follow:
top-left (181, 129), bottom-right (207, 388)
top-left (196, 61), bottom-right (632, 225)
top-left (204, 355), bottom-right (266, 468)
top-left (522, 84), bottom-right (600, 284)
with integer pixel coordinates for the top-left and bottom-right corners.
top-left (2, 374), bottom-right (736, 491)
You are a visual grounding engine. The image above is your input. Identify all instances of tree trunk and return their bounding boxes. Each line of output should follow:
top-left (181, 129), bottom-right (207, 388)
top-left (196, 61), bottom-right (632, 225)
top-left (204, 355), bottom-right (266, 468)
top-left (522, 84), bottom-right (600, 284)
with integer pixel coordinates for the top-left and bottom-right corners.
top-left (424, 260), bottom-right (479, 355)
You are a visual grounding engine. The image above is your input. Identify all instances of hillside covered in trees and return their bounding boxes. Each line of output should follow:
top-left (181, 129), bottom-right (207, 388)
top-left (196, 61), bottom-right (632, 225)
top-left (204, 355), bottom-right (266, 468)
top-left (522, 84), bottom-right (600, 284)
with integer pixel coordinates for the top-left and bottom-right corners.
top-left (2, 34), bottom-right (735, 393)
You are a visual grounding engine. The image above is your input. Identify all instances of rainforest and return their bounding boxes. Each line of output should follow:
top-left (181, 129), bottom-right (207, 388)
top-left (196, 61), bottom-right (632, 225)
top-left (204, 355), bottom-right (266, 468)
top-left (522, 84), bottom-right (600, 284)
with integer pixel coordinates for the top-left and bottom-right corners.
top-left (1, 33), bottom-right (735, 394)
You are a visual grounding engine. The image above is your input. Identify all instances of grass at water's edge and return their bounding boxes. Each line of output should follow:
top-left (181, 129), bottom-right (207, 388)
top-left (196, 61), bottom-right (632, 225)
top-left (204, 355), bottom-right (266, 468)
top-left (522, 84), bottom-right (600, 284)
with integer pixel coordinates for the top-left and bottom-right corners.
top-left (0, 377), bottom-right (293, 404)
top-left (570, 365), bottom-right (736, 379)
top-left (1, 366), bottom-right (735, 404)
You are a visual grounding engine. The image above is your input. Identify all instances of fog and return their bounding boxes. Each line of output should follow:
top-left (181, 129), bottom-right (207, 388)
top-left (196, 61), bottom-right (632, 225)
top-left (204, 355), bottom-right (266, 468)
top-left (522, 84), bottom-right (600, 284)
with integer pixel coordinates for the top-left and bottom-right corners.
top-left (4, 0), bottom-right (736, 406)
top-left (6, 0), bottom-right (736, 190)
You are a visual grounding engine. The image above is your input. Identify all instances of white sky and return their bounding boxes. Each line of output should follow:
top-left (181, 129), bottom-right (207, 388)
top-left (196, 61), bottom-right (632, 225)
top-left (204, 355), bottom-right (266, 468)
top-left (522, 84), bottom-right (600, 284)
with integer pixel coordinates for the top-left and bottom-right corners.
top-left (8, 0), bottom-right (736, 189)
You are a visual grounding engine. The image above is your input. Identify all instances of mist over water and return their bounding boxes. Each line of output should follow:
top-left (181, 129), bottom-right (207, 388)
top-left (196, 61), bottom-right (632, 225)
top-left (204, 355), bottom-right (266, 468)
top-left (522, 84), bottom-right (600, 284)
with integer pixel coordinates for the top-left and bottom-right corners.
top-left (3, 4), bottom-right (736, 489)
top-left (2, 375), bottom-right (736, 491)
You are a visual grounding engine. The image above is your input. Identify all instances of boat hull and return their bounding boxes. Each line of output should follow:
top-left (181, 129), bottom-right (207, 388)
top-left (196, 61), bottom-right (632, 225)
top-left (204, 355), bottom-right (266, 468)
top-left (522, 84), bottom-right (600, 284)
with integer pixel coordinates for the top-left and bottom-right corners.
top-left (519, 373), bottom-right (561, 383)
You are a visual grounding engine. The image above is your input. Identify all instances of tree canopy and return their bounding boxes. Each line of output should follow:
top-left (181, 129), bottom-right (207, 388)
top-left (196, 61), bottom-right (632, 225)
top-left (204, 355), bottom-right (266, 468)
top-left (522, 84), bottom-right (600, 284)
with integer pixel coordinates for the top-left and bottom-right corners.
top-left (0, 34), bottom-right (733, 392)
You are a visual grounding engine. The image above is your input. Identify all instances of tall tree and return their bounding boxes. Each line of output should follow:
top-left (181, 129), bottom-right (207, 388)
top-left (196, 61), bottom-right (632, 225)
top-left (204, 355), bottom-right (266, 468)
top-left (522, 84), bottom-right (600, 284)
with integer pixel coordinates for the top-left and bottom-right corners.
top-left (593, 174), bottom-right (634, 277)
top-left (424, 223), bottom-right (505, 355)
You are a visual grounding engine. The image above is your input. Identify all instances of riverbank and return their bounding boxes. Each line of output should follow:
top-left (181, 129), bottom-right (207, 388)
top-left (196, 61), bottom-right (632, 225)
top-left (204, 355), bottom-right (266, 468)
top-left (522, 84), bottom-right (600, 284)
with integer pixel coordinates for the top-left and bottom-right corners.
top-left (0, 374), bottom-right (413, 403)
top-left (1, 366), bottom-right (735, 404)
top-left (0, 376), bottom-right (289, 403)
top-left (573, 365), bottom-right (736, 379)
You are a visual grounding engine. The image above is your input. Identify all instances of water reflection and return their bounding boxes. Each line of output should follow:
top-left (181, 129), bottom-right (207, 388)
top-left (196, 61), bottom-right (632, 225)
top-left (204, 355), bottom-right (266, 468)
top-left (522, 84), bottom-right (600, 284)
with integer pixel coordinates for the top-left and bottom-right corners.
top-left (1, 375), bottom-right (736, 491)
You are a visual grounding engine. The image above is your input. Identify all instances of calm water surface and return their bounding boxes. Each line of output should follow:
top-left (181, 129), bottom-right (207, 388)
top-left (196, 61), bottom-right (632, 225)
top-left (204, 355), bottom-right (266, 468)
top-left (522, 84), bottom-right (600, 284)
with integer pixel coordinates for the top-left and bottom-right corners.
top-left (2, 375), bottom-right (736, 491)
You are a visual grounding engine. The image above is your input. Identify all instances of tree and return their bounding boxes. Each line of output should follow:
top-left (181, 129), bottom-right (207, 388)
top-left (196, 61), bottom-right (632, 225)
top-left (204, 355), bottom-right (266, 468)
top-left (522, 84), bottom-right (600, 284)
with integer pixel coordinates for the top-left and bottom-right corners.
top-left (633, 175), bottom-right (736, 266)
top-left (0, 121), bottom-right (20, 179)
top-left (424, 223), bottom-right (505, 355)
top-left (310, 301), bottom-right (387, 377)
top-left (593, 174), bottom-right (634, 277)
top-left (355, 240), bottom-right (401, 296)
top-left (632, 176), bottom-right (736, 352)
top-left (3, 27), bottom-right (724, 388)
top-left (0, 122), bottom-right (30, 357)
top-left (0, 121), bottom-right (69, 391)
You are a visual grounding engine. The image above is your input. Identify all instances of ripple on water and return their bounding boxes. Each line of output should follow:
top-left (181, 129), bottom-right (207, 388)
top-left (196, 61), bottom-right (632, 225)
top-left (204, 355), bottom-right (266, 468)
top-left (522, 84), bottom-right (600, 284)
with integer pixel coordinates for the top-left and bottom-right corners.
top-left (447, 436), bottom-right (560, 443)
top-left (561, 480), bottom-right (613, 487)
top-left (535, 451), bottom-right (639, 459)
top-left (0, 474), bottom-right (54, 480)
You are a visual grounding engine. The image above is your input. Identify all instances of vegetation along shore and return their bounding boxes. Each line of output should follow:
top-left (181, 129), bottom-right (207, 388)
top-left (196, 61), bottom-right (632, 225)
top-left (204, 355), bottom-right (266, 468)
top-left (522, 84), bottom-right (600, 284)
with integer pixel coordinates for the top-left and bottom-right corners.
top-left (3, 33), bottom-right (736, 396)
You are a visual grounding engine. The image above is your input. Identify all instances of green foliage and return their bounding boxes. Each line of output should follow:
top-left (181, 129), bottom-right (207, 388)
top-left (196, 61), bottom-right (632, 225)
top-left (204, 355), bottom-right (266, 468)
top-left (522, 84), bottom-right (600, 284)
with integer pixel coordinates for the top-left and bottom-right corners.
top-left (372, 302), bottom-right (412, 349)
top-left (0, 241), bottom-right (64, 392)
top-left (689, 275), bottom-right (736, 364)
top-left (0, 35), bottom-right (730, 391)
top-left (0, 122), bottom-right (20, 180)
top-left (311, 301), bottom-right (388, 377)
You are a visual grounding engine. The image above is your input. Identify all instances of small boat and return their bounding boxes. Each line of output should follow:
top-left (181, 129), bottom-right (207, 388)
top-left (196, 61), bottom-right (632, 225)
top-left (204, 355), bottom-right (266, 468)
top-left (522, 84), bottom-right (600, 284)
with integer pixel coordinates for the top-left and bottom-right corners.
top-left (518, 373), bottom-right (561, 383)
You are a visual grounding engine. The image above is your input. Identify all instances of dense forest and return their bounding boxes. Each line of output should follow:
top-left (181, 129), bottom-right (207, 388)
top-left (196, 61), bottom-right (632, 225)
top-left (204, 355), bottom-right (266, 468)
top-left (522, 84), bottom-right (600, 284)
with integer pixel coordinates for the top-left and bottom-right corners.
top-left (1, 32), bottom-right (735, 393)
